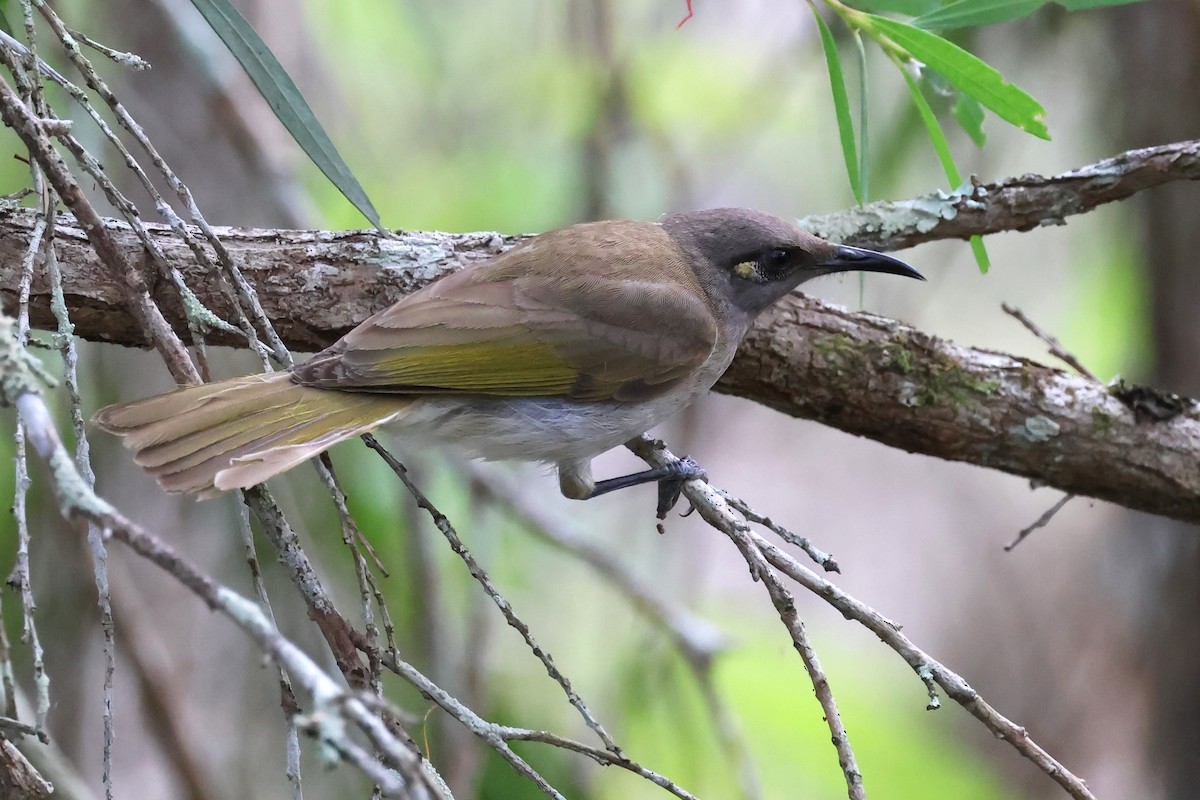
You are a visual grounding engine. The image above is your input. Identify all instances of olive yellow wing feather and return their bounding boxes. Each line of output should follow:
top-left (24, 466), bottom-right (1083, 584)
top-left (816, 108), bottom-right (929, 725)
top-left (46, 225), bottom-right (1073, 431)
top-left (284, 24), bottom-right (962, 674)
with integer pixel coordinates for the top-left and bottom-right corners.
top-left (292, 223), bottom-right (719, 402)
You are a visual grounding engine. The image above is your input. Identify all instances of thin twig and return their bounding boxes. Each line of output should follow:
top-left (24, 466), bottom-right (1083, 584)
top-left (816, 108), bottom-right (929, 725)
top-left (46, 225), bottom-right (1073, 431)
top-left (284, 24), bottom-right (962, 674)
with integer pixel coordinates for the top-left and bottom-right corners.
top-left (64, 28), bottom-right (150, 69)
top-left (355, 685), bottom-right (704, 800)
top-left (1001, 303), bottom-right (1100, 382)
top-left (362, 435), bottom-right (623, 755)
top-left (35, 1), bottom-right (285, 366)
top-left (465, 461), bottom-right (774, 794)
top-left (461, 461), bottom-right (767, 796)
top-left (629, 439), bottom-right (866, 799)
top-left (0, 73), bottom-right (199, 384)
top-left (714, 488), bottom-right (840, 573)
top-left (239, 485), bottom-right (374, 690)
top-left (461, 462), bottom-right (728, 664)
top-left (751, 531), bottom-right (1093, 798)
top-left (1005, 494), bottom-right (1076, 552)
top-left (312, 456), bottom-right (382, 688)
top-left (8, 165), bottom-right (49, 739)
top-left (234, 501), bottom-right (305, 799)
top-left (629, 435), bottom-right (1097, 800)
top-left (46, 222), bottom-right (118, 800)
top-left (1, 369), bottom-right (445, 799)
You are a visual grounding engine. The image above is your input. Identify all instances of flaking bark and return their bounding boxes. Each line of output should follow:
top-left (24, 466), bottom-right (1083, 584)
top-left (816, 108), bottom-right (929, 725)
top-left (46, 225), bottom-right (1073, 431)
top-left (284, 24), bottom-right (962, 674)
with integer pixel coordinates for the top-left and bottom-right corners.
top-left (720, 299), bottom-right (1200, 523)
top-left (2, 140), bottom-right (1199, 525)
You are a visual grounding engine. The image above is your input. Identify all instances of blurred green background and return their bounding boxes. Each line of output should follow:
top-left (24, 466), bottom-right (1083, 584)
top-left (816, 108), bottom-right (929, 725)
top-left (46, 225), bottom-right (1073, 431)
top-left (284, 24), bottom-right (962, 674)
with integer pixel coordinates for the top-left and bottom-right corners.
top-left (2, 1), bottom-right (1193, 799)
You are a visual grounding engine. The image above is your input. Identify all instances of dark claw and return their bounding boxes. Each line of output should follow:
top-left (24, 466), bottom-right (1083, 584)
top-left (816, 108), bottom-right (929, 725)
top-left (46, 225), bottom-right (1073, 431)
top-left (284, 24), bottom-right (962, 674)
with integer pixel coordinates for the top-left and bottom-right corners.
top-left (655, 456), bottom-right (707, 519)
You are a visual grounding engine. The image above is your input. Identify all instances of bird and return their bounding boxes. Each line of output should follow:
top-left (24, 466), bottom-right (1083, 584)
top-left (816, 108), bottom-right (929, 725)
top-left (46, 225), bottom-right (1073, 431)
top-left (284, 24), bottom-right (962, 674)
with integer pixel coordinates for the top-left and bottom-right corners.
top-left (94, 208), bottom-right (922, 511)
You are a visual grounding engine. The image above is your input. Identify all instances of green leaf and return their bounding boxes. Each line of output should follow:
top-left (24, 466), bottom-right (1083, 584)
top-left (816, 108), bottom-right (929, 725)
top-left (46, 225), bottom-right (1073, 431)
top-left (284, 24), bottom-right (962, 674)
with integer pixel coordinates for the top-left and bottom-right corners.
top-left (811, 5), bottom-right (862, 204)
top-left (898, 63), bottom-right (991, 272)
top-left (968, 234), bottom-right (990, 271)
top-left (1054, 0), bottom-right (1144, 9)
top-left (845, 0), bottom-right (941, 16)
top-left (899, 64), bottom-right (961, 186)
top-left (854, 31), bottom-right (871, 202)
top-left (188, 0), bottom-right (384, 230)
top-left (952, 90), bottom-right (987, 147)
top-left (920, 69), bottom-right (988, 148)
top-left (912, 0), bottom-right (1047, 31)
top-left (861, 14), bottom-right (1049, 139)
top-left (914, 0), bottom-right (1144, 27)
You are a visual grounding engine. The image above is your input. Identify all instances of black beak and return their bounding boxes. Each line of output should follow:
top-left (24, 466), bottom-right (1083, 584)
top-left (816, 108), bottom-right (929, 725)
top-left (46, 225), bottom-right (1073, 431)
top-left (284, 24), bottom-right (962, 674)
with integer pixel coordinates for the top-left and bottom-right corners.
top-left (822, 245), bottom-right (925, 281)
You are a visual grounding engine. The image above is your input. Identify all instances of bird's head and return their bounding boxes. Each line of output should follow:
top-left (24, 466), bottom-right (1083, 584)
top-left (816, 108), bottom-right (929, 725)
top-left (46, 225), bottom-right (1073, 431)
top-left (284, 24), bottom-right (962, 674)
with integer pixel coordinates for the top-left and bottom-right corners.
top-left (662, 208), bottom-right (924, 316)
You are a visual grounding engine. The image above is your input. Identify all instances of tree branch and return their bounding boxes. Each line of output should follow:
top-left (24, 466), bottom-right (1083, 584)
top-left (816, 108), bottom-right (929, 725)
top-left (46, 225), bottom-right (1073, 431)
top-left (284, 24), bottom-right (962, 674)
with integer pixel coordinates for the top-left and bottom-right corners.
top-left (719, 298), bottom-right (1200, 523)
top-left (798, 139), bottom-right (1200, 250)
top-left (3, 140), bottom-right (1199, 524)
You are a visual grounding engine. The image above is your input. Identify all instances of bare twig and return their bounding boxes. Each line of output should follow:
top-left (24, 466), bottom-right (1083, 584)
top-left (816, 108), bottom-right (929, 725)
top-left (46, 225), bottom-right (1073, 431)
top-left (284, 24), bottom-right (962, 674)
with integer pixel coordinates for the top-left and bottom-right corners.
top-left (714, 488), bottom-right (840, 573)
top-left (46, 231), bottom-right (118, 800)
top-left (1005, 494), bottom-right (1077, 552)
top-left (362, 436), bottom-right (622, 755)
top-left (0, 355), bottom-right (445, 799)
top-left (0, 716), bottom-right (45, 740)
top-left (463, 462), bottom-right (766, 798)
top-left (461, 462), bottom-right (728, 665)
top-left (64, 29), bottom-right (150, 70)
top-left (1001, 303), bottom-right (1100, 382)
top-left (628, 438), bottom-right (867, 800)
top-left (0, 73), bottom-right (199, 384)
top-left (233, 504), bottom-right (304, 800)
top-left (8, 165), bottom-right (49, 740)
top-left (353, 688), bottom-right (704, 800)
top-left (628, 436), bottom-right (1096, 800)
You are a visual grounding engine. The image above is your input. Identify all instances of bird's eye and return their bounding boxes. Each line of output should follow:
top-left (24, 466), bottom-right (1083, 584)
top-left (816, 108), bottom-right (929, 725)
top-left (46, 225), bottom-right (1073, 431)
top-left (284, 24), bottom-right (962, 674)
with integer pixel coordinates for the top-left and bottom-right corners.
top-left (759, 248), bottom-right (791, 276)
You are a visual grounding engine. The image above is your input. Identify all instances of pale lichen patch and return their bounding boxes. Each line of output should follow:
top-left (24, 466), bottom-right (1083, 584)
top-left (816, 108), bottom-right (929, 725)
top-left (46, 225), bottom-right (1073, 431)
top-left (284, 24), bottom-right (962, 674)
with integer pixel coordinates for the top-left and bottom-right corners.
top-left (1010, 415), bottom-right (1061, 443)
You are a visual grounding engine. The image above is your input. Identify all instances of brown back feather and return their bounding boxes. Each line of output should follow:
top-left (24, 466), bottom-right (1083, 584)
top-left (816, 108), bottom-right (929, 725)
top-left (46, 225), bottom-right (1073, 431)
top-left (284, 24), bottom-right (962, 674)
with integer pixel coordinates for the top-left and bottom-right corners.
top-left (291, 220), bottom-right (718, 402)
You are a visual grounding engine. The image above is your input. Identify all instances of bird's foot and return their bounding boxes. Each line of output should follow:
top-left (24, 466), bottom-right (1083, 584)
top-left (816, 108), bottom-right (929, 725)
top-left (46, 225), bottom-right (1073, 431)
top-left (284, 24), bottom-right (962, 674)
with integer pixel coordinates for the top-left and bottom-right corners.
top-left (656, 455), bottom-right (707, 519)
top-left (585, 455), bottom-right (708, 518)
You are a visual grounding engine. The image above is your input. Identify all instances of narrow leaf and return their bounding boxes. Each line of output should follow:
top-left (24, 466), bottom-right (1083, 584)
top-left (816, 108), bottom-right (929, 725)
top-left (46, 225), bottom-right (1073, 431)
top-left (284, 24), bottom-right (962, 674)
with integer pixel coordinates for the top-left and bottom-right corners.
top-left (921, 69), bottom-right (988, 148)
top-left (862, 14), bottom-right (1049, 139)
top-left (952, 90), bottom-right (987, 147)
top-left (854, 30), bottom-right (871, 203)
top-left (811, 4), bottom-right (862, 204)
top-left (899, 64), bottom-right (961, 186)
top-left (188, 0), bottom-right (384, 230)
top-left (912, 0), bottom-right (1047, 31)
top-left (969, 234), bottom-right (990, 270)
top-left (845, 0), bottom-right (941, 16)
top-left (899, 63), bottom-right (991, 272)
top-left (1055, 0), bottom-right (1144, 9)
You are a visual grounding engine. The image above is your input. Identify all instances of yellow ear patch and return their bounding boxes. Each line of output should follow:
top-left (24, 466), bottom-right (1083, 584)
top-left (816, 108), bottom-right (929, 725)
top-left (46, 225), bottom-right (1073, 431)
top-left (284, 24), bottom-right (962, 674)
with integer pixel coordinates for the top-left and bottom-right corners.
top-left (734, 261), bottom-right (758, 280)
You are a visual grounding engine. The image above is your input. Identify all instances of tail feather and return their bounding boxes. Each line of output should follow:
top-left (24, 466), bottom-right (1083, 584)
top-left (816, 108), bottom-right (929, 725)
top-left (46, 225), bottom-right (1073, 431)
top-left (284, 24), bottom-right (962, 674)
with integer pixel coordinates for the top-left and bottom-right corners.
top-left (93, 372), bottom-right (409, 498)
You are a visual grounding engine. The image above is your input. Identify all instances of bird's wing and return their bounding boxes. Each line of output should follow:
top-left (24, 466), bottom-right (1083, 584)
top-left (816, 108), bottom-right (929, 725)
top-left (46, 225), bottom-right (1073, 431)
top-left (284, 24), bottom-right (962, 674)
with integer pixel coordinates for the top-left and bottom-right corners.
top-left (291, 231), bottom-right (719, 403)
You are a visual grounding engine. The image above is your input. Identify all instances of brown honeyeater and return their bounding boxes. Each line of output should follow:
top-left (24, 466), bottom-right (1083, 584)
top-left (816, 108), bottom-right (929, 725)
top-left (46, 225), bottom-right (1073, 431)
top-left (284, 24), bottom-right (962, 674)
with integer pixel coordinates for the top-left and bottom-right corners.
top-left (94, 208), bottom-right (922, 509)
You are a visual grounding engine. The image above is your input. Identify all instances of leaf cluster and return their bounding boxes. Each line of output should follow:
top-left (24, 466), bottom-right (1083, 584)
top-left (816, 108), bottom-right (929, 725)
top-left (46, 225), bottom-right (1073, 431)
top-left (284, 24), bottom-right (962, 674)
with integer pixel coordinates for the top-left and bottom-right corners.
top-left (810, 0), bottom-right (1139, 270)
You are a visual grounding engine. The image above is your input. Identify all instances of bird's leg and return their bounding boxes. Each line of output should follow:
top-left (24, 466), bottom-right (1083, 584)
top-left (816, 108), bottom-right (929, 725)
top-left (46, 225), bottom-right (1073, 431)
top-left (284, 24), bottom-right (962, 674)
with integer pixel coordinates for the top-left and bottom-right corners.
top-left (578, 456), bottom-right (708, 517)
